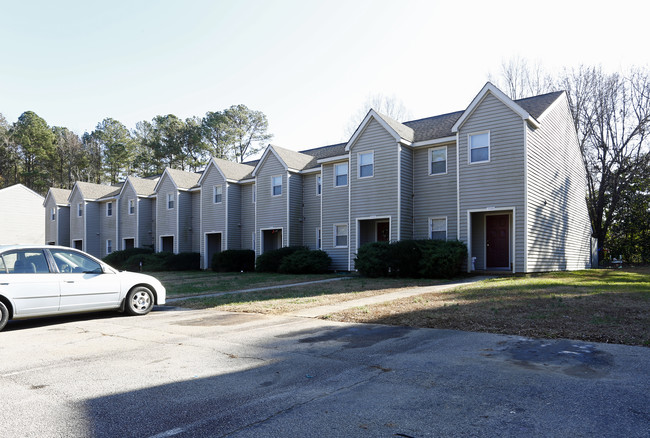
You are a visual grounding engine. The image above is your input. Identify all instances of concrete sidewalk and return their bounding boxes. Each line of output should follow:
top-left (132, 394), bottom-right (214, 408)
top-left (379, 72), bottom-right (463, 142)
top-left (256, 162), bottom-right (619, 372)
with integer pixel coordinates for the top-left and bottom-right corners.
top-left (288, 276), bottom-right (491, 317)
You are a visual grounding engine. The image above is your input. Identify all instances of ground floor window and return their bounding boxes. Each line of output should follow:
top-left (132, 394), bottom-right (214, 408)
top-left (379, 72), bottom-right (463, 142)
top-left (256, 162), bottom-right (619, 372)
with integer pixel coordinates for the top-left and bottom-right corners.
top-left (429, 217), bottom-right (447, 240)
top-left (334, 224), bottom-right (348, 247)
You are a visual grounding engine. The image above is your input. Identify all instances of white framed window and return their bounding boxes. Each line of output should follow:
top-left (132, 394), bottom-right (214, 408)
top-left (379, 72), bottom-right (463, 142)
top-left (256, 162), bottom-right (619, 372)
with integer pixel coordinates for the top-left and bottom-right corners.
top-left (316, 227), bottom-right (321, 249)
top-left (167, 193), bottom-right (174, 209)
top-left (429, 146), bottom-right (447, 175)
top-left (50, 207), bottom-right (56, 221)
top-left (272, 175), bottom-right (282, 196)
top-left (334, 163), bottom-right (348, 187)
top-left (106, 239), bottom-right (113, 254)
top-left (77, 203), bottom-right (83, 217)
top-left (429, 217), bottom-right (447, 241)
top-left (316, 175), bottom-right (322, 195)
top-left (252, 183), bottom-right (256, 203)
top-left (106, 202), bottom-right (113, 217)
top-left (334, 224), bottom-right (348, 248)
top-left (358, 151), bottom-right (374, 178)
top-left (469, 131), bottom-right (490, 163)
top-left (213, 185), bottom-right (223, 204)
top-left (128, 199), bottom-right (135, 215)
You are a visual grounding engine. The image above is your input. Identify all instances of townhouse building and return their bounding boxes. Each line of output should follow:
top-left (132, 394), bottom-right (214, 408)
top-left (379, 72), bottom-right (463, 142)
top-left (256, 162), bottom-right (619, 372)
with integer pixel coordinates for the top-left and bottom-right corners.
top-left (45, 82), bottom-right (593, 272)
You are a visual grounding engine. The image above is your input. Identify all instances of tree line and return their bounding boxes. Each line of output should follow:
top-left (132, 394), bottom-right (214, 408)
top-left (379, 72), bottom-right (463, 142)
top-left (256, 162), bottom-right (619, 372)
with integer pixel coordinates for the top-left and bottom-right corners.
top-left (490, 59), bottom-right (650, 264)
top-left (0, 104), bottom-right (272, 191)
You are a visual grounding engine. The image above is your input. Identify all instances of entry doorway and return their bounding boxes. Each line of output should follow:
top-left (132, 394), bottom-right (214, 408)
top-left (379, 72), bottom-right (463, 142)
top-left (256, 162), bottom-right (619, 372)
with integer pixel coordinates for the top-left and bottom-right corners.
top-left (161, 236), bottom-right (174, 253)
top-left (123, 238), bottom-right (135, 250)
top-left (73, 240), bottom-right (83, 250)
top-left (358, 218), bottom-right (390, 248)
top-left (486, 214), bottom-right (509, 268)
top-left (206, 233), bottom-right (222, 269)
top-left (262, 229), bottom-right (282, 253)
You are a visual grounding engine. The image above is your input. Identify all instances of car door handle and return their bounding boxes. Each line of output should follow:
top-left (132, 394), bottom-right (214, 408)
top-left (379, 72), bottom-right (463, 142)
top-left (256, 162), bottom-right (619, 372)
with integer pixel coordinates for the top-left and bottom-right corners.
top-left (0, 282), bottom-right (8, 286)
top-left (64, 280), bottom-right (75, 283)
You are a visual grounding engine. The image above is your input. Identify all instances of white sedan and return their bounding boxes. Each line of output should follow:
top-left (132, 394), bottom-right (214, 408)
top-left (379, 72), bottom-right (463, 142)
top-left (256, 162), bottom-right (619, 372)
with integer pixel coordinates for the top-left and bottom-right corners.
top-left (0, 245), bottom-right (166, 331)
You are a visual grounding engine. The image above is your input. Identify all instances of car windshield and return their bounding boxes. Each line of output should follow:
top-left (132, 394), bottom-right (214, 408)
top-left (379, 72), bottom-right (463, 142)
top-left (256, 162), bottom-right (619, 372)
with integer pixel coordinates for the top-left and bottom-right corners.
top-left (50, 249), bottom-right (103, 274)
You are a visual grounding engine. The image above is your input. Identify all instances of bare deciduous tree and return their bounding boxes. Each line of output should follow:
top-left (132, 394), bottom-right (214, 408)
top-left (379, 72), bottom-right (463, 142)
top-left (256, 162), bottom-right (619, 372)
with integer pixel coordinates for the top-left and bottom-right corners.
top-left (345, 93), bottom-right (413, 138)
top-left (488, 56), bottom-right (556, 99)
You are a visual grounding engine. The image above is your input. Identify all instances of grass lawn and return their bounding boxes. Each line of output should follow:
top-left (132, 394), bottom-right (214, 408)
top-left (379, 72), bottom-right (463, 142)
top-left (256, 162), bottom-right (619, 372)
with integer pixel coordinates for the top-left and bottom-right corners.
top-left (161, 268), bottom-right (650, 347)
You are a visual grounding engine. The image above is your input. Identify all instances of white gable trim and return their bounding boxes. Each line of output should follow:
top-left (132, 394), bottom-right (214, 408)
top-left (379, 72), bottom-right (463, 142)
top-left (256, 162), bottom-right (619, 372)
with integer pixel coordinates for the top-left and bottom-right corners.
top-left (153, 168), bottom-right (180, 193)
top-left (345, 110), bottom-right (404, 152)
top-left (251, 145), bottom-right (288, 177)
top-left (452, 82), bottom-right (540, 132)
top-left (197, 158), bottom-right (227, 186)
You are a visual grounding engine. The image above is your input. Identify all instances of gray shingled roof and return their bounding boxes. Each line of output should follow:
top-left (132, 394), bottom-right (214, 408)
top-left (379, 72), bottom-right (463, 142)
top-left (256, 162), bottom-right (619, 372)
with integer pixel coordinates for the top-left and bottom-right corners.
top-left (129, 176), bottom-right (158, 197)
top-left (48, 187), bottom-right (72, 205)
top-left (271, 145), bottom-right (318, 171)
top-left (75, 181), bottom-right (121, 200)
top-left (515, 91), bottom-right (564, 119)
top-left (166, 168), bottom-right (201, 190)
top-left (374, 111), bottom-right (415, 142)
top-left (403, 110), bottom-right (464, 142)
top-left (212, 158), bottom-right (255, 180)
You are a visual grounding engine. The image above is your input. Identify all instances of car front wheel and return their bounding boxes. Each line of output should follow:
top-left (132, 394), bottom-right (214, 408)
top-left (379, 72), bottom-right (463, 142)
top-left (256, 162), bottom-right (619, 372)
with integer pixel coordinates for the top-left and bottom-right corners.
top-left (0, 301), bottom-right (9, 332)
top-left (124, 287), bottom-right (154, 316)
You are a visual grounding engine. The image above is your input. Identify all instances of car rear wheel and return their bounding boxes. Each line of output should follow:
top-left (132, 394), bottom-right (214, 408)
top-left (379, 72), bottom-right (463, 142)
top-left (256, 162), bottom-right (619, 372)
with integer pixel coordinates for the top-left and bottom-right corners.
top-left (124, 287), bottom-right (154, 316)
top-left (0, 301), bottom-right (9, 332)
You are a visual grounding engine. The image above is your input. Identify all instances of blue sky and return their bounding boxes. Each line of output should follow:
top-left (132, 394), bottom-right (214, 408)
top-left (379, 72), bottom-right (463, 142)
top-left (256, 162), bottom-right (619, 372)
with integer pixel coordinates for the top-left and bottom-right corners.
top-left (1, 0), bottom-right (648, 152)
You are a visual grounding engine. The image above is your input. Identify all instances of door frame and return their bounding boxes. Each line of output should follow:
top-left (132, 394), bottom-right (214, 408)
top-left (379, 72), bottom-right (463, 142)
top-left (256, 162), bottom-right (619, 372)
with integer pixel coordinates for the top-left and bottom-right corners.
top-left (204, 231), bottom-right (223, 270)
top-left (484, 213), bottom-right (511, 269)
top-left (466, 207), bottom-right (516, 273)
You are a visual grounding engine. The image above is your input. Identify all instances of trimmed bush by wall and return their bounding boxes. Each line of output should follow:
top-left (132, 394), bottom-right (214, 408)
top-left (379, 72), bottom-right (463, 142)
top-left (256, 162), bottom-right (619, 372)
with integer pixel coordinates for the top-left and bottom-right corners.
top-left (212, 249), bottom-right (255, 272)
top-left (103, 248), bottom-right (153, 270)
top-left (255, 246), bottom-right (308, 272)
top-left (278, 249), bottom-right (332, 274)
top-left (118, 251), bottom-right (200, 272)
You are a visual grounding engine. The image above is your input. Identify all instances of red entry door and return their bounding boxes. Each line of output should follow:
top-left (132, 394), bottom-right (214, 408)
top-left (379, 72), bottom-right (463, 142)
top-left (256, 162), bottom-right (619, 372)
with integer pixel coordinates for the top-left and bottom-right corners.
top-left (376, 222), bottom-right (390, 242)
top-left (486, 214), bottom-right (509, 268)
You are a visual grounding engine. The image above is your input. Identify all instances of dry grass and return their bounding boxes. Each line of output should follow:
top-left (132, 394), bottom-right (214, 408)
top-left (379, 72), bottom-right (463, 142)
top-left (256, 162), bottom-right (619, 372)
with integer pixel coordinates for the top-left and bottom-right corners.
top-left (169, 268), bottom-right (650, 347)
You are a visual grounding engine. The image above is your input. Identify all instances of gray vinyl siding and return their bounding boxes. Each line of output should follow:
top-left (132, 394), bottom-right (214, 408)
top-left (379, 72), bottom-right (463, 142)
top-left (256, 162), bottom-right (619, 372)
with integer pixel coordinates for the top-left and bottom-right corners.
top-left (302, 172), bottom-right (321, 249)
top-left (349, 119), bottom-right (399, 268)
top-left (57, 206), bottom-right (70, 246)
top-left (85, 201), bottom-right (101, 258)
top-left (289, 173), bottom-right (303, 246)
top-left (255, 153), bottom-right (288, 255)
top-left (322, 161), bottom-right (349, 270)
top-left (413, 142), bottom-right (458, 241)
top-left (400, 146), bottom-right (413, 240)
top-left (201, 167), bottom-right (226, 264)
top-left (69, 190), bottom-right (85, 250)
top-left (119, 183), bottom-right (137, 248)
top-left (227, 184), bottom-right (241, 249)
top-left (156, 176), bottom-right (178, 252)
top-left (191, 191), bottom-right (200, 253)
top-left (178, 191), bottom-right (194, 253)
top-left (526, 96), bottom-right (592, 271)
top-left (99, 201), bottom-right (117, 258)
top-left (458, 93), bottom-right (526, 272)
top-left (44, 198), bottom-right (60, 244)
top-left (240, 183), bottom-right (255, 250)
top-left (138, 198), bottom-right (155, 249)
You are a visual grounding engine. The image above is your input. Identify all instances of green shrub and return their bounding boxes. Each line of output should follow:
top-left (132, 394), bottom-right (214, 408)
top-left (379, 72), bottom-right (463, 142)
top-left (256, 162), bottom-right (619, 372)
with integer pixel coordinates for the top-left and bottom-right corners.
top-left (255, 246), bottom-right (308, 272)
top-left (103, 248), bottom-right (153, 270)
top-left (418, 240), bottom-right (467, 279)
top-left (212, 250), bottom-right (255, 272)
top-left (121, 251), bottom-right (199, 272)
top-left (278, 249), bottom-right (331, 274)
top-left (355, 240), bottom-right (467, 279)
top-left (171, 252), bottom-right (200, 271)
top-left (354, 241), bottom-right (391, 277)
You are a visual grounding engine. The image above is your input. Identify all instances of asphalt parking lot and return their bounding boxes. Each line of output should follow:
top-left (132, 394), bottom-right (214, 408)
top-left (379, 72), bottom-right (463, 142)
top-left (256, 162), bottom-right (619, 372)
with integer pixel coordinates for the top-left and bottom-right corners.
top-left (1, 307), bottom-right (648, 438)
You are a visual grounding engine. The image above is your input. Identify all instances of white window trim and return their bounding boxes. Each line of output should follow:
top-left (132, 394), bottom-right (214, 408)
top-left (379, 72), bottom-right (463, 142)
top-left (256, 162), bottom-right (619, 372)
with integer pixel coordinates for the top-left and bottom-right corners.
top-left (429, 145), bottom-right (447, 175)
top-left (128, 198), bottom-right (135, 215)
top-left (167, 192), bottom-right (175, 210)
top-left (252, 183), bottom-right (256, 203)
top-left (213, 185), bottom-right (223, 204)
top-left (468, 131), bottom-right (491, 164)
top-left (334, 223), bottom-right (348, 248)
top-left (106, 239), bottom-right (113, 254)
top-left (316, 175), bottom-right (322, 196)
top-left (77, 202), bottom-right (83, 217)
top-left (334, 163), bottom-right (348, 187)
top-left (316, 227), bottom-right (321, 250)
top-left (429, 216), bottom-right (448, 241)
top-left (50, 207), bottom-right (56, 221)
top-left (357, 151), bottom-right (374, 179)
top-left (271, 175), bottom-right (282, 197)
top-left (106, 202), bottom-right (113, 217)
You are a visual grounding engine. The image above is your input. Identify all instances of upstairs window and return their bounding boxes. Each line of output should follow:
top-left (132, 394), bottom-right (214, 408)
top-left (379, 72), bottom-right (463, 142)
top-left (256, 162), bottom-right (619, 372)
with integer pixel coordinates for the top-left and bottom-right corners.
top-left (316, 175), bottom-right (322, 195)
top-left (430, 217), bottom-right (447, 241)
top-left (77, 203), bottom-right (83, 217)
top-left (469, 132), bottom-right (490, 163)
top-left (252, 184), bottom-right (256, 203)
top-left (128, 199), bottom-right (135, 215)
top-left (50, 207), bottom-right (56, 221)
top-left (429, 146), bottom-right (447, 175)
top-left (106, 202), bottom-right (113, 217)
top-left (272, 176), bottom-right (282, 196)
top-left (214, 185), bottom-right (223, 204)
top-left (334, 163), bottom-right (348, 187)
top-left (167, 193), bottom-right (174, 209)
top-left (358, 152), bottom-right (374, 178)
